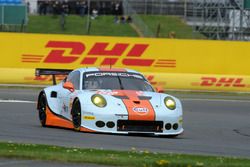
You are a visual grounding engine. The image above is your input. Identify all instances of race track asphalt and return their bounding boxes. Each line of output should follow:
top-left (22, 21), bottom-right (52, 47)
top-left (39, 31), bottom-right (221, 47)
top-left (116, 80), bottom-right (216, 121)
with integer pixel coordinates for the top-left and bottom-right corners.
top-left (0, 158), bottom-right (111, 167)
top-left (0, 88), bottom-right (250, 158)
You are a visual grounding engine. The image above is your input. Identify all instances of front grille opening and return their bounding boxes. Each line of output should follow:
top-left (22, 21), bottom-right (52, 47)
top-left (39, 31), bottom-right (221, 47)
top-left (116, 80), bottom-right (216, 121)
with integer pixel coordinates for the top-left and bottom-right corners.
top-left (133, 101), bottom-right (140, 104)
top-left (117, 120), bottom-right (163, 133)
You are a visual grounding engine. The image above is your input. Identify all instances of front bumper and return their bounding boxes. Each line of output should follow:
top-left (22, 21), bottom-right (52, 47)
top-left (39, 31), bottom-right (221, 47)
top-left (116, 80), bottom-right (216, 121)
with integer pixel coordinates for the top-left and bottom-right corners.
top-left (81, 112), bottom-right (183, 136)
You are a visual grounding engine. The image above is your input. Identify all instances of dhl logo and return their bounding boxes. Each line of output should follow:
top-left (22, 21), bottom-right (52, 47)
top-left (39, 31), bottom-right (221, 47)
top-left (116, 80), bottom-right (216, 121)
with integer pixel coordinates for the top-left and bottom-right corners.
top-left (21, 41), bottom-right (176, 68)
top-left (192, 77), bottom-right (250, 88)
top-left (24, 75), bottom-right (66, 82)
top-left (146, 75), bottom-right (166, 87)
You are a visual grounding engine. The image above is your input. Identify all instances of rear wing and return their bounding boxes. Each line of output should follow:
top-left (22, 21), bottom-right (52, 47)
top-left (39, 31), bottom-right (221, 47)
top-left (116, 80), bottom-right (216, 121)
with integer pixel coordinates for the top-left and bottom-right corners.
top-left (35, 68), bottom-right (72, 85)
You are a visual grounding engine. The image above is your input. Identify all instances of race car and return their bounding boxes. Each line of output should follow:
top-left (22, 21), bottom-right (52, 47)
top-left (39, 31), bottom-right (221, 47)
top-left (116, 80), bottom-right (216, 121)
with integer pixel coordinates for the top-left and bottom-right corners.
top-left (37, 67), bottom-right (183, 136)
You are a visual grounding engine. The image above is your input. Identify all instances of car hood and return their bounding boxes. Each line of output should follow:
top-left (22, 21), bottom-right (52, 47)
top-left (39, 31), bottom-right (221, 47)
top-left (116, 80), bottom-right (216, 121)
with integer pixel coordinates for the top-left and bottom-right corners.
top-left (80, 89), bottom-right (171, 106)
top-left (78, 89), bottom-right (181, 121)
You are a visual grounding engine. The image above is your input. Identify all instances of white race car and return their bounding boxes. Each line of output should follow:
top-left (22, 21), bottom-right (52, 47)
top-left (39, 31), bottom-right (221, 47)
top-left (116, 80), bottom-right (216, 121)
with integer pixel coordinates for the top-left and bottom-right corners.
top-left (37, 67), bottom-right (183, 136)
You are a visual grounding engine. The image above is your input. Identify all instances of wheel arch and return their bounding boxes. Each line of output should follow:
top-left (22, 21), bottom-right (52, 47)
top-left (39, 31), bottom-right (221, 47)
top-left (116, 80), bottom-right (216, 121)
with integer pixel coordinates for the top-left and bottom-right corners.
top-left (37, 90), bottom-right (46, 110)
top-left (71, 97), bottom-right (82, 131)
top-left (71, 97), bottom-right (80, 115)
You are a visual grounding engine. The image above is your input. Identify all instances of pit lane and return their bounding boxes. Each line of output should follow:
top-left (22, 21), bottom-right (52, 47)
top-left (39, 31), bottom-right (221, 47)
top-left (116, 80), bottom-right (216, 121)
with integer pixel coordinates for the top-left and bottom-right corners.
top-left (0, 88), bottom-right (250, 158)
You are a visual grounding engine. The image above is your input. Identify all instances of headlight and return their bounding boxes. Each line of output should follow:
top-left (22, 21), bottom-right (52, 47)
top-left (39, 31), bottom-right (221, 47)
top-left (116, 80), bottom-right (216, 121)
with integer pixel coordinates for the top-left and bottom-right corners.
top-left (91, 94), bottom-right (107, 108)
top-left (164, 97), bottom-right (176, 110)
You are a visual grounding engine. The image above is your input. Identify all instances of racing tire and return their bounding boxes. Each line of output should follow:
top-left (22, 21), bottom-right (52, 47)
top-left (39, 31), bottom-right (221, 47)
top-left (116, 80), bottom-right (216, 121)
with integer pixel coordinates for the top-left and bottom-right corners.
top-left (71, 99), bottom-right (81, 131)
top-left (38, 93), bottom-right (47, 127)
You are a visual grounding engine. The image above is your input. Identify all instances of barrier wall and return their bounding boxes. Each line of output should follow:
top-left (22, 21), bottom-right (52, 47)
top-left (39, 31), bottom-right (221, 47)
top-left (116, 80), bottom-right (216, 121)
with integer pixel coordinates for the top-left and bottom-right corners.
top-left (1, 68), bottom-right (250, 92)
top-left (1, 32), bottom-right (250, 92)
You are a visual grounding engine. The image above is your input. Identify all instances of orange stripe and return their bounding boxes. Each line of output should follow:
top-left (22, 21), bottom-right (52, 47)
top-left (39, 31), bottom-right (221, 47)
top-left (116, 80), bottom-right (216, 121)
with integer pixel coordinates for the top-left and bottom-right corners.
top-left (45, 106), bottom-right (96, 132)
top-left (80, 127), bottom-right (96, 133)
top-left (45, 106), bottom-right (73, 128)
top-left (122, 99), bottom-right (155, 121)
top-left (118, 90), bottom-right (155, 121)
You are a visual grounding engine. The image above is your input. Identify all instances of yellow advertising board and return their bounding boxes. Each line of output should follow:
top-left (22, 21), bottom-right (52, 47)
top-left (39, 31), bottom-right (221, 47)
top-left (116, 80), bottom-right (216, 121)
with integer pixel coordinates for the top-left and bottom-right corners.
top-left (1, 32), bottom-right (250, 75)
top-left (1, 68), bottom-right (250, 92)
top-left (1, 32), bottom-right (250, 92)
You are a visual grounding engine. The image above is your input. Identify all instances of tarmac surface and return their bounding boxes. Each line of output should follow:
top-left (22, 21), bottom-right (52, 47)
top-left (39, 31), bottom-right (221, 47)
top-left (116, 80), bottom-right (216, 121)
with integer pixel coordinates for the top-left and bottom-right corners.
top-left (0, 158), bottom-right (111, 167)
top-left (0, 88), bottom-right (250, 164)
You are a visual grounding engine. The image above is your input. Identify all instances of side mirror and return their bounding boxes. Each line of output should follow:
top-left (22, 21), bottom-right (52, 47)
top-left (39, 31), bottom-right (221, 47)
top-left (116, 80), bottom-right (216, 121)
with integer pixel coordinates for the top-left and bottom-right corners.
top-left (63, 82), bottom-right (75, 92)
top-left (156, 87), bottom-right (164, 93)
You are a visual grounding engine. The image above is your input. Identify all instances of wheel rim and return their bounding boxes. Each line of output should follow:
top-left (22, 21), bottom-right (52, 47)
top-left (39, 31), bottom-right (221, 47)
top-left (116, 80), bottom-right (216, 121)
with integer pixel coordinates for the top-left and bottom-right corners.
top-left (72, 101), bottom-right (81, 130)
top-left (38, 95), bottom-right (46, 125)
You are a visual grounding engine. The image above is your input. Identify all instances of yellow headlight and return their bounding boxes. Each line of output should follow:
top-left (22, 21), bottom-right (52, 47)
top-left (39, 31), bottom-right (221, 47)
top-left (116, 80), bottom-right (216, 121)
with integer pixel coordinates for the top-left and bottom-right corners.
top-left (164, 97), bottom-right (176, 110)
top-left (91, 94), bottom-right (107, 108)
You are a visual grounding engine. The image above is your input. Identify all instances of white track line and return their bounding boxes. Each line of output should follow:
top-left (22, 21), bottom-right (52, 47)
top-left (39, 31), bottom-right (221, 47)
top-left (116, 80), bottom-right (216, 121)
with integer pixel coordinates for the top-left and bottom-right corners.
top-left (0, 99), bottom-right (36, 104)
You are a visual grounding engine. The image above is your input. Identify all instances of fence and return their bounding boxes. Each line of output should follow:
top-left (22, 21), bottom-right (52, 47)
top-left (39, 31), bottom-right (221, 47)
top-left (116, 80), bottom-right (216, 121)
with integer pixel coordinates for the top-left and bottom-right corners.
top-left (0, 5), bottom-right (27, 25)
top-left (123, 0), bottom-right (185, 16)
top-left (0, 0), bottom-right (28, 32)
top-left (123, 0), bottom-right (155, 37)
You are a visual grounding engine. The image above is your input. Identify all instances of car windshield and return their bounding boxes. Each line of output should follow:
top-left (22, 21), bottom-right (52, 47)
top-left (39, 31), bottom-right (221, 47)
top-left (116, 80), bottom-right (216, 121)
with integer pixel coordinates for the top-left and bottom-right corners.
top-left (82, 72), bottom-right (154, 92)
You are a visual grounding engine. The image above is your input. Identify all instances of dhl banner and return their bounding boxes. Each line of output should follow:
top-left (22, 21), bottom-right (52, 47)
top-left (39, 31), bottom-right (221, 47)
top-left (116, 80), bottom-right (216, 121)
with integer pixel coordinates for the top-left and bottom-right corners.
top-left (1, 68), bottom-right (250, 92)
top-left (1, 32), bottom-right (250, 92)
top-left (1, 32), bottom-right (250, 75)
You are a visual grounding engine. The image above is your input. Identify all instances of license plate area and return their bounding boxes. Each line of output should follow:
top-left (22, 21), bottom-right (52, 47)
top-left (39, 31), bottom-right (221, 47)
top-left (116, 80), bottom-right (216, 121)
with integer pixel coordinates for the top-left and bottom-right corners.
top-left (117, 120), bottom-right (163, 133)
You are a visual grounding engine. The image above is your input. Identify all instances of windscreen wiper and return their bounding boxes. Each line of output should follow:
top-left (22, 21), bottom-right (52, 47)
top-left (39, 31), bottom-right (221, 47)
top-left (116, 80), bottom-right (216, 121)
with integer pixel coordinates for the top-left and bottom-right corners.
top-left (117, 76), bottom-right (124, 90)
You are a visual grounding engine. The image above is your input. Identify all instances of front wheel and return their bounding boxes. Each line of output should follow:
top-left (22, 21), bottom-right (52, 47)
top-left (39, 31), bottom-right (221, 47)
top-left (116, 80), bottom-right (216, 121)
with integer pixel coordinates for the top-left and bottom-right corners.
top-left (71, 99), bottom-right (81, 131)
top-left (38, 93), bottom-right (47, 127)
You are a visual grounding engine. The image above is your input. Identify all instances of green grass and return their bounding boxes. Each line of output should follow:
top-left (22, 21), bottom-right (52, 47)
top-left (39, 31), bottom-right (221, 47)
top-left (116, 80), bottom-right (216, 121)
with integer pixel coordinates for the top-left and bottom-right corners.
top-left (26, 15), bottom-right (138, 37)
top-left (25, 15), bottom-right (204, 39)
top-left (87, 16), bottom-right (138, 37)
top-left (0, 142), bottom-right (250, 167)
top-left (140, 15), bottom-right (206, 39)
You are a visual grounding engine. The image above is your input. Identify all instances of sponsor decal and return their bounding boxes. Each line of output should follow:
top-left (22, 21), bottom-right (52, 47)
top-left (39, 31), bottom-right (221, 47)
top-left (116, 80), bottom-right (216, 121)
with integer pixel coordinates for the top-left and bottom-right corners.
top-left (84, 112), bottom-right (94, 115)
top-left (96, 90), bottom-right (118, 95)
top-left (132, 107), bottom-right (149, 115)
top-left (179, 117), bottom-right (183, 124)
top-left (69, 101), bottom-right (73, 110)
top-left (192, 77), bottom-right (250, 88)
top-left (22, 41), bottom-right (177, 68)
top-left (83, 115), bottom-right (96, 120)
top-left (62, 103), bottom-right (69, 113)
top-left (85, 72), bottom-right (143, 79)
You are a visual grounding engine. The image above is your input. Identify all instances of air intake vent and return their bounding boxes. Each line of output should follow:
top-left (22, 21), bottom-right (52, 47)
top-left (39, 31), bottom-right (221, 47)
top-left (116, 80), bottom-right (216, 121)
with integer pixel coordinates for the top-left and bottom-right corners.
top-left (117, 120), bottom-right (163, 132)
top-left (138, 96), bottom-right (152, 100)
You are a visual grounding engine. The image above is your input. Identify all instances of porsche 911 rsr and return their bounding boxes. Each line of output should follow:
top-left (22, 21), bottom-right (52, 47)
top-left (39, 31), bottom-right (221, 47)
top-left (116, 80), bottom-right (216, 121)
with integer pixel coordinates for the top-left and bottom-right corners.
top-left (37, 67), bottom-right (183, 136)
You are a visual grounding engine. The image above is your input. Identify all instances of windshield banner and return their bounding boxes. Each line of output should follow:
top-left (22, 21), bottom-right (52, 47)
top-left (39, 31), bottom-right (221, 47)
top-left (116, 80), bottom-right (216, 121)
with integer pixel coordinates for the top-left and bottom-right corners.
top-left (85, 72), bottom-right (144, 79)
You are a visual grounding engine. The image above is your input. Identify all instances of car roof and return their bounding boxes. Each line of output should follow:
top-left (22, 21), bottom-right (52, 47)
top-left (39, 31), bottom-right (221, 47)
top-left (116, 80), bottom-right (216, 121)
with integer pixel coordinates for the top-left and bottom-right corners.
top-left (75, 67), bottom-right (141, 74)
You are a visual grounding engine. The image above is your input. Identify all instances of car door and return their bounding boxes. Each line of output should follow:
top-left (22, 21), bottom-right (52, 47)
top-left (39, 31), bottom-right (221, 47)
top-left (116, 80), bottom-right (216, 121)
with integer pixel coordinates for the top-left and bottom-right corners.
top-left (60, 71), bottom-right (81, 120)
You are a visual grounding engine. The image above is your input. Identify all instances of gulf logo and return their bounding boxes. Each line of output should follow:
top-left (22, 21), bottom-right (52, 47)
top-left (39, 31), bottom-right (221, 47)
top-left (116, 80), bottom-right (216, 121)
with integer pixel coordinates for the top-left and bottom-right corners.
top-left (132, 107), bottom-right (149, 115)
